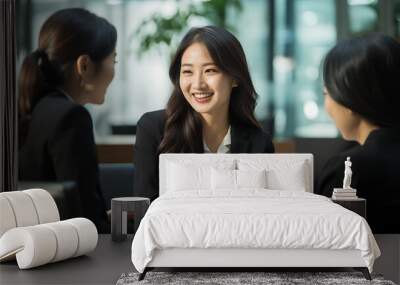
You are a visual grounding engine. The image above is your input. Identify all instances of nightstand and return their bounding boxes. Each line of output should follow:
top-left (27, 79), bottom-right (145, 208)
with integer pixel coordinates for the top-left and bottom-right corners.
top-left (111, 197), bottom-right (150, 242)
top-left (331, 198), bottom-right (366, 219)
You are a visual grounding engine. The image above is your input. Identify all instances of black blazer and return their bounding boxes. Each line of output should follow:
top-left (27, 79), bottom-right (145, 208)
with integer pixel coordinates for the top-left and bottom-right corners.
top-left (316, 128), bottom-right (400, 233)
top-left (133, 109), bottom-right (275, 201)
top-left (19, 92), bottom-right (108, 233)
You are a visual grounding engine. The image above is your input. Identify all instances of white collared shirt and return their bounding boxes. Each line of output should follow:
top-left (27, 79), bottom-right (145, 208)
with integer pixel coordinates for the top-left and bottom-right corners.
top-left (203, 126), bottom-right (231, 153)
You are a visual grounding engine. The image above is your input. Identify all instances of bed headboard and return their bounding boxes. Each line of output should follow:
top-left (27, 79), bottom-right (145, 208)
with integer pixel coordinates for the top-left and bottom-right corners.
top-left (159, 153), bottom-right (314, 195)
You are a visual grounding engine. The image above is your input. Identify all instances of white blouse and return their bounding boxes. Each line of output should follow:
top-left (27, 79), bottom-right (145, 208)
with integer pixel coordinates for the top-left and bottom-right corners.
top-left (203, 126), bottom-right (231, 153)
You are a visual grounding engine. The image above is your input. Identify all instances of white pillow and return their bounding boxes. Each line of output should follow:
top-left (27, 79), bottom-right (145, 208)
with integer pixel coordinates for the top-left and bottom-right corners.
top-left (237, 159), bottom-right (308, 191)
top-left (236, 169), bottom-right (267, 188)
top-left (167, 162), bottom-right (209, 191)
top-left (211, 168), bottom-right (236, 190)
top-left (166, 159), bottom-right (235, 191)
top-left (211, 168), bottom-right (268, 190)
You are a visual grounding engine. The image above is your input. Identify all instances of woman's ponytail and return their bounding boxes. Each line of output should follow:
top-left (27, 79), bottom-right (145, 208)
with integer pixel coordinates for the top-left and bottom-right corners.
top-left (18, 48), bottom-right (65, 146)
top-left (18, 50), bottom-right (46, 146)
top-left (18, 50), bottom-right (44, 116)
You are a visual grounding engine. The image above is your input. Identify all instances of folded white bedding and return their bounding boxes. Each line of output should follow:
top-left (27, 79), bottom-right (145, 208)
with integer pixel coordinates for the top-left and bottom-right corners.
top-left (131, 190), bottom-right (380, 273)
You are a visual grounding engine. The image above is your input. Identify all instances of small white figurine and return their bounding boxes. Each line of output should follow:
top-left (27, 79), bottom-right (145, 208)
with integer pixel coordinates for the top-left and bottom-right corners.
top-left (343, 157), bottom-right (353, 189)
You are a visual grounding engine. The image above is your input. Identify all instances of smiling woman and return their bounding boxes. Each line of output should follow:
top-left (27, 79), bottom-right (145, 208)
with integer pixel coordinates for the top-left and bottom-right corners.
top-left (133, 26), bottom-right (275, 201)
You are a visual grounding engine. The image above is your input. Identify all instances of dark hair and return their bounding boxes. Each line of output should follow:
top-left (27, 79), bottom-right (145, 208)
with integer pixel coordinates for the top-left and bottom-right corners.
top-left (158, 26), bottom-right (261, 153)
top-left (18, 8), bottom-right (117, 145)
top-left (323, 33), bottom-right (400, 128)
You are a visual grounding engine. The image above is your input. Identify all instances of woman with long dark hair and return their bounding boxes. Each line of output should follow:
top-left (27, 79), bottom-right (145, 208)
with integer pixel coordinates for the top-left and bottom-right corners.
top-left (18, 8), bottom-right (117, 233)
top-left (134, 26), bottom-right (274, 201)
top-left (317, 33), bottom-right (400, 233)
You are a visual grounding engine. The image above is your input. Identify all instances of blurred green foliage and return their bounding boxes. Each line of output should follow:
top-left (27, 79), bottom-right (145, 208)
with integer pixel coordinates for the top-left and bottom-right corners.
top-left (133, 0), bottom-right (242, 56)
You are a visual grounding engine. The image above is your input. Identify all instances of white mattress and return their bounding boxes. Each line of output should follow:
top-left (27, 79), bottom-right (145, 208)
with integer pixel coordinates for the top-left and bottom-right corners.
top-left (131, 190), bottom-right (380, 273)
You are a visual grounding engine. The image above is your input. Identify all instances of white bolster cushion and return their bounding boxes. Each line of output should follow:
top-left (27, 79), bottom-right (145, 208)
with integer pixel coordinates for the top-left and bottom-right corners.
top-left (23, 189), bottom-right (60, 223)
top-left (42, 221), bottom-right (79, 262)
top-left (65, 218), bottom-right (98, 257)
top-left (0, 226), bottom-right (57, 268)
top-left (0, 191), bottom-right (39, 228)
top-left (0, 218), bottom-right (97, 269)
top-left (0, 189), bottom-right (60, 238)
top-left (0, 196), bottom-right (17, 237)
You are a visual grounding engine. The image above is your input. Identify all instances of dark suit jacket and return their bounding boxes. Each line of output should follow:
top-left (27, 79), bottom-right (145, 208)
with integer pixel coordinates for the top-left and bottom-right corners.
top-left (316, 128), bottom-right (400, 233)
top-left (19, 92), bottom-right (109, 233)
top-left (134, 109), bottom-right (275, 201)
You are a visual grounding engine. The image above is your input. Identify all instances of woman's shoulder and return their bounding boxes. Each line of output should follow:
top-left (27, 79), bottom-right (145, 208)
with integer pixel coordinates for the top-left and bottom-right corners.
top-left (32, 92), bottom-right (92, 132)
top-left (252, 127), bottom-right (272, 139)
top-left (235, 123), bottom-right (273, 143)
top-left (316, 145), bottom-right (359, 195)
top-left (251, 127), bottom-right (274, 152)
top-left (323, 145), bottom-right (362, 170)
top-left (231, 121), bottom-right (267, 136)
top-left (231, 123), bottom-right (274, 153)
top-left (34, 91), bottom-right (89, 119)
top-left (137, 109), bottom-right (166, 129)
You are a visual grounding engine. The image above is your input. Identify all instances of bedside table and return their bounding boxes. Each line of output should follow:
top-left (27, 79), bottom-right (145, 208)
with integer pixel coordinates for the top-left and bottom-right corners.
top-left (111, 197), bottom-right (150, 242)
top-left (331, 198), bottom-right (366, 219)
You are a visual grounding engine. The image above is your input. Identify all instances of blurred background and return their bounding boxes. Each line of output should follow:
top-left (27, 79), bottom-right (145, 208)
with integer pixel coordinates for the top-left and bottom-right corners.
top-left (15, 0), bottom-right (400, 150)
top-left (12, 5), bottom-right (400, 280)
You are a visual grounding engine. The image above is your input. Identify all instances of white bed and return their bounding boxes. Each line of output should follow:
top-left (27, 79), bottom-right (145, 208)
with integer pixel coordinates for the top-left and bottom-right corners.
top-left (131, 154), bottom-right (380, 280)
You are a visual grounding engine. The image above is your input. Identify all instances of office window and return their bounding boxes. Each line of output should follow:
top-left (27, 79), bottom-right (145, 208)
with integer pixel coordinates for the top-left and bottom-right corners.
top-left (272, 0), bottom-right (336, 138)
top-left (347, 0), bottom-right (379, 34)
top-left (394, 0), bottom-right (400, 37)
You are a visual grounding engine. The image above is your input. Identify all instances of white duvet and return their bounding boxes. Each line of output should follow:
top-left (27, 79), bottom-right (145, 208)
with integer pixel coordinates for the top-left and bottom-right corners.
top-left (131, 190), bottom-right (380, 273)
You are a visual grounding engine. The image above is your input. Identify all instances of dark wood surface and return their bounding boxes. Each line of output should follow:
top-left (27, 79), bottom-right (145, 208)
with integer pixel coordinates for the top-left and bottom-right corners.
top-left (332, 198), bottom-right (366, 218)
top-left (0, 234), bottom-right (134, 285)
top-left (97, 144), bottom-right (134, 164)
top-left (96, 140), bottom-right (296, 163)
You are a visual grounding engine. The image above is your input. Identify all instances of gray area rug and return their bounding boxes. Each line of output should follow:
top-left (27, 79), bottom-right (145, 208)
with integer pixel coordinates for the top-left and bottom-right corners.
top-left (117, 272), bottom-right (396, 285)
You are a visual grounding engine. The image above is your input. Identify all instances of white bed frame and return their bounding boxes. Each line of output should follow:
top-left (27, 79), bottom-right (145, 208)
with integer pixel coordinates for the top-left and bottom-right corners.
top-left (139, 154), bottom-right (371, 280)
top-left (148, 248), bottom-right (366, 267)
